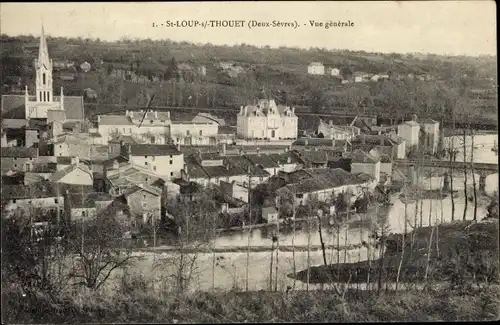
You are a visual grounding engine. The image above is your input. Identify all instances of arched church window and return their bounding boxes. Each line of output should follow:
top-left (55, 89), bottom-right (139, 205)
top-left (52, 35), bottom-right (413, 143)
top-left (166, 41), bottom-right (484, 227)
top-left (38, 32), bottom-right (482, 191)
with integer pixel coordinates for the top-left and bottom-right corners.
top-left (43, 73), bottom-right (46, 85)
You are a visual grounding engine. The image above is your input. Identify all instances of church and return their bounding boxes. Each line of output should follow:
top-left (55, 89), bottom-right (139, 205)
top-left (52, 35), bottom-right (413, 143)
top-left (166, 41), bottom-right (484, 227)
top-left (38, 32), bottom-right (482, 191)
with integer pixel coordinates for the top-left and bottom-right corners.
top-left (1, 26), bottom-right (84, 123)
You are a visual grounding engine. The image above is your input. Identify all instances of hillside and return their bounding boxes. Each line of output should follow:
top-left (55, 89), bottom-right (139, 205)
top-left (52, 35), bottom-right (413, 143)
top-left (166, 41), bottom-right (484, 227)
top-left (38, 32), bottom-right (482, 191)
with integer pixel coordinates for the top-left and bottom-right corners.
top-left (1, 35), bottom-right (497, 124)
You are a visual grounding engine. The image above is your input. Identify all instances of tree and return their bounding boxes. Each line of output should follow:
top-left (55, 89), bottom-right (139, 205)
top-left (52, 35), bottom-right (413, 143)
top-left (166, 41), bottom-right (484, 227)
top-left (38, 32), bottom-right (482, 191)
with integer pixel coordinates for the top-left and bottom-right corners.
top-left (67, 216), bottom-right (136, 291)
top-left (154, 191), bottom-right (217, 293)
top-left (2, 207), bottom-right (71, 301)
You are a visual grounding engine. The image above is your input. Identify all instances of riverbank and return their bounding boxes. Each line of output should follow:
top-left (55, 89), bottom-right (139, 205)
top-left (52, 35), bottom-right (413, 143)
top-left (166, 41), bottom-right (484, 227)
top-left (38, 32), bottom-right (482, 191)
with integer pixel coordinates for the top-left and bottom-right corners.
top-left (4, 284), bottom-right (498, 323)
top-left (289, 219), bottom-right (499, 285)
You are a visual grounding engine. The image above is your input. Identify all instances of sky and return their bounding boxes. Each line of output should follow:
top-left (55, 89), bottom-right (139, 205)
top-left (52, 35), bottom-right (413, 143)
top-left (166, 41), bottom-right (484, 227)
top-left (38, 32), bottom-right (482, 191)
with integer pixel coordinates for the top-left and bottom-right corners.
top-left (1, 1), bottom-right (497, 56)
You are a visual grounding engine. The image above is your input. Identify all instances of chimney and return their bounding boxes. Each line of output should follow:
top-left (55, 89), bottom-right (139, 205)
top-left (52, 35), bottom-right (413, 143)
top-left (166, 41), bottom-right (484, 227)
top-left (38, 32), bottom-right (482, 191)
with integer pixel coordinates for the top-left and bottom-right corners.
top-left (125, 110), bottom-right (129, 116)
top-left (97, 115), bottom-right (101, 123)
top-left (292, 107), bottom-right (295, 114)
top-left (380, 136), bottom-right (385, 146)
top-left (256, 147), bottom-right (260, 156)
top-left (222, 143), bottom-right (227, 155)
top-left (304, 139), bottom-right (309, 146)
top-left (167, 112), bottom-right (171, 119)
top-left (197, 150), bottom-right (202, 161)
top-left (287, 156), bottom-right (292, 164)
top-left (74, 156), bottom-right (80, 165)
top-left (240, 106), bottom-right (244, 114)
top-left (329, 120), bottom-right (333, 127)
top-left (412, 114), bottom-right (418, 122)
top-left (154, 111), bottom-right (158, 119)
top-left (362, 134), bottom-right (366, 144)
top-left (332, 139), bottom-right (336, 148)
top-left (176, 142), bottom-right (181, 151)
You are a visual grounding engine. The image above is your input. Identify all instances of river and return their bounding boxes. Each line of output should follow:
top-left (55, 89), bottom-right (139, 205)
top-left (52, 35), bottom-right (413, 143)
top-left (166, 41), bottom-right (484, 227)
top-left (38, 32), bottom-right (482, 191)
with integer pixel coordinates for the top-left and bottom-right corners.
top-left (104, 134), bottom-right (498, 293)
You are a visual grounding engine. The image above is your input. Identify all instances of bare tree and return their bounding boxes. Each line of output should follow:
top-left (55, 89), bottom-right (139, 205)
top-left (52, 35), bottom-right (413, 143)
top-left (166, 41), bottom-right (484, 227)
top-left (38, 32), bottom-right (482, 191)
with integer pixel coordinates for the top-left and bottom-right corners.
top-left (462, 129), bottom-right (468, 221)
top-left (154, 191), bottom-right (216, 293)
top-left (67, 215), bottom-right (137, 291)
top-left (469, 128), bottom-right (478, 220)
top-left (2, 206), bottom-right (72, 300)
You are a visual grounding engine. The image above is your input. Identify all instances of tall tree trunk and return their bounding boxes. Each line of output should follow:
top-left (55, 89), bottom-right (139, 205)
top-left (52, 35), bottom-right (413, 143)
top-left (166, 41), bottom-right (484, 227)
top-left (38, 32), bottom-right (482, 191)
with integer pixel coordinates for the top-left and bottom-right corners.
top-left (463, 130), bottom-right (468, 221)
top-left (291, 203), bottom-right (297, 290)
top-left (396, 186), bottom-right (408, 291)
top-left (470, 131), bottom-right (478, 220)
top-left (269, 240), bottom-right (274, 291)
top-left (306, 208), bottom-right (311, 291)
top-left (275, 211), bottom-right (280, 292)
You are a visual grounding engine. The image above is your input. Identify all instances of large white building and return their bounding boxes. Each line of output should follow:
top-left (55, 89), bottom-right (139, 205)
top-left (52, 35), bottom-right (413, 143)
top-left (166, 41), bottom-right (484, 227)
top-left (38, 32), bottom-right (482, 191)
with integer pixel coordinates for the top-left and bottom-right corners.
top-left (397, 116), bottom-right (420, 149)
top-left (1, 26), bottom-right (84, 122)
top-left (236, 99), bottom-right (298, 140)
top-left (96, 110), bottom-right (219, 146)
top-left (420, 118), bottom-right (440, 154)
top-left (317, 119), bottom-right (360, 140)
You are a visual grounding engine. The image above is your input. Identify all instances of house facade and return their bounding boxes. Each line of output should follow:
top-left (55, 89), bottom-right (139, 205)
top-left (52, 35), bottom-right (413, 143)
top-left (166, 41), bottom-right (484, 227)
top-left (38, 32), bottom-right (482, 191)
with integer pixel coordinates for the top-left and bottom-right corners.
top-left (1, 147), bottom-right (38, 173)
top-left (48, 158), bottom-right (94, 186)
top-left (317, 119), bottom-right (360, 140)
top-left (397, 117), bottom-right (420, 149)
top-left (122, 184), bottom-right (162, 225)
top-left (236, 99), bottom-right (298, 140)
top-left (307, 62), bottom-right (325, 75)
top-left (123, 143), bottom-right (184, 180)
top-left (420, 119), bottom-right (439, 154)
top-left (349, 150), bottom-right (381, 183)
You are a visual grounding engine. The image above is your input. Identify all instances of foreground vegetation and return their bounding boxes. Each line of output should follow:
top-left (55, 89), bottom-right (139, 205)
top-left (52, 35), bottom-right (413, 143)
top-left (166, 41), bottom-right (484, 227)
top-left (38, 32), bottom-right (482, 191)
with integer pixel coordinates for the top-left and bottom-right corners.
top-left (2, 282), bottom-right (499, 323)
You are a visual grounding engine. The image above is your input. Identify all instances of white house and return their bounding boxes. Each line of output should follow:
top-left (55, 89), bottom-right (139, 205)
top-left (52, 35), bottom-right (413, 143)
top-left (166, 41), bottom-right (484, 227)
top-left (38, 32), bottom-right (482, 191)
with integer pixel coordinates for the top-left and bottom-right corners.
top-left (317, 119), bottom-right (360, 140)
top-left (397, 115), bottom-right (420, 149)
top-left (123, 144), bottom-right (184, 180)
top-left (236, 99), bottom-right (298, 140)
top-left (330, 67), bottom-right (341, 76)
top-left (420, 118), bottom-right (440, 154)
top-left (349, 150), bottom-right (381, 183)
top-left (308, 62), bottom-right (325, 75)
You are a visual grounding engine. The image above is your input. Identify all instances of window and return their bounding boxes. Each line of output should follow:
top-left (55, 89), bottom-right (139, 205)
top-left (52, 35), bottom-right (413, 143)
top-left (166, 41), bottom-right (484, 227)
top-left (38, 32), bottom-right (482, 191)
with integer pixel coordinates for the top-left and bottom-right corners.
top-left (145, 162), bottom-right (148, 166)
top-left (169, 160), bottom-right (173, 165)
top-left (153, 166), bottom-right (157, 171)
top-left (25, 164), bottom-right (30, 172)
top-left (170, 155), bottom-right (173, 158)
top-left (152, 156), bottom-right (155, 162)
top-left (186, 130), bottom-right (190, 136)
top-left (145, 177), bottom-right (149, 182)
top-left (170, 172), bottom-right (173, 176)
top-left (145, 155), bottom-right (148, 158)
top-left (14, 164), bottom-right (17, 168)
top-left (54, 198), bottom-right (59, 204)
top-left (199, 130), bottom-right (203, 136)
top-left (143, 195), bottom-right (147, 199)
top-left (43, 73), bottom-right (46, 85)
top-left (12, 199), bottom-right (16, 204)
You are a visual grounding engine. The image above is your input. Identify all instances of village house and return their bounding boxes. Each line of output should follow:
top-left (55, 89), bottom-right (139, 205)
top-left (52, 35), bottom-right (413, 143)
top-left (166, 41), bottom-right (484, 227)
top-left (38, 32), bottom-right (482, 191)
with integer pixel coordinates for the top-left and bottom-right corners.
top-left (48, 157), bottom-right (93, 186)
top-left (64, 191), bottom-right (114, 223)
top-left (291, 137), bottom-right (350, 152)
top-left (105, 161), bottom-right (179, 198)
top-left (419, 118), bottom-right (440, 154)
top-left (236, 99), bottom-right (298, 140)
top-left (317, 119), bottom-right (361, 140)
top-left (97, 110), bottom-right (219, 146)
top-left (293, 150), bottom-right (329, 169)
top-left (397, 115), bottom-right (421, 150)
top-left (278, 168), bottom-right (376, 206)
top-left (107, 135), bottom-right (145, 158)
top-left (121, 143), bottom-right (184, 180)
top-left (52, 134), bottom-right (92, 158)
top-left (348, 150), bottom-right (381, 183)
top-left (219, 180), bottom-right (249, 203)
top-left (191, 112), bottom-right (226, 126)
top-left (350, 134), bottom-right (406, 160)
top-left (267, 151), bottom-right (303, 173)
top-left (307, 62), bottom-right (325, 75)
top-left (181, 153), bottom-right (253, 188)
top-left (262, 206), bottom-right (279, 223)
top-left (120, 183), bottom-right (162, 226)
top-left (326, 67), bottom-right (341, 76)
top-left (1, 147), bottom-right (38, 173)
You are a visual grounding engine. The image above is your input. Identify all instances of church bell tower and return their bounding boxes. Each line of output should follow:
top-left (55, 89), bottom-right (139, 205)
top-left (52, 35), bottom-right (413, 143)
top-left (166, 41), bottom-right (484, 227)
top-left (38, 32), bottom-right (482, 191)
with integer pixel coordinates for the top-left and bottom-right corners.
top-left (34, 25), bottom-right (53, 103)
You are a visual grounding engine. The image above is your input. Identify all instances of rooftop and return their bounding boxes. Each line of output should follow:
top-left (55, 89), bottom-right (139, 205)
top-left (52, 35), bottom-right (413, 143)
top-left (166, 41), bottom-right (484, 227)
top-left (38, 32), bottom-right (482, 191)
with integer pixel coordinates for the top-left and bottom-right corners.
top-left (129, 144), bottom-right (182, 157)
top-left (1, 147), bottom-right (38, 158)
top-left (1, 95), bottom-right (84, 120)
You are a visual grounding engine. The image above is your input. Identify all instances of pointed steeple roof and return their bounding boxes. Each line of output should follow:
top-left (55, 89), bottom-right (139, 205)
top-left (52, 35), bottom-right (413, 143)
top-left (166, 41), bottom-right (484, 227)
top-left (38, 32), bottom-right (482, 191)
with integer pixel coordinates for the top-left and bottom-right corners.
top-left (38, 25), bottom-right (50, 64)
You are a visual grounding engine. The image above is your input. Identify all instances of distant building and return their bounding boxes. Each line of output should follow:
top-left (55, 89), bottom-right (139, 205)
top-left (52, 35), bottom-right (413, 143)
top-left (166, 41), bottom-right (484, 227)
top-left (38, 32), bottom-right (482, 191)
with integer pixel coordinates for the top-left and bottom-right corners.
top-left (308, 62), bottom-right (325, 75)
top-left (1, 147), bottom-right (38, 173)
top-left (236, 99), bottom-right (298, 140)
top-left (48, 157), bottom-right (93, 186)
top-left (262, 206), bottom-right (279, 223)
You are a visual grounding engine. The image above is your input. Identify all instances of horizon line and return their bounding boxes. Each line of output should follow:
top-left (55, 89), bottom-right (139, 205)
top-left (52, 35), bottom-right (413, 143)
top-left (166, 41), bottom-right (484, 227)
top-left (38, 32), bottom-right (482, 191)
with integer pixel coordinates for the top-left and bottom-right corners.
top-left (2, 33), bottom-right (496, 59)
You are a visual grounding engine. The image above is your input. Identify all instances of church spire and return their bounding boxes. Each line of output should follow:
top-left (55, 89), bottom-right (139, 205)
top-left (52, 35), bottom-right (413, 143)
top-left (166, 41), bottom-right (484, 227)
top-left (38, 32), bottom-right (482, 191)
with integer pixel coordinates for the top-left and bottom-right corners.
top-left (38, 25), bottom-right (49, 64)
